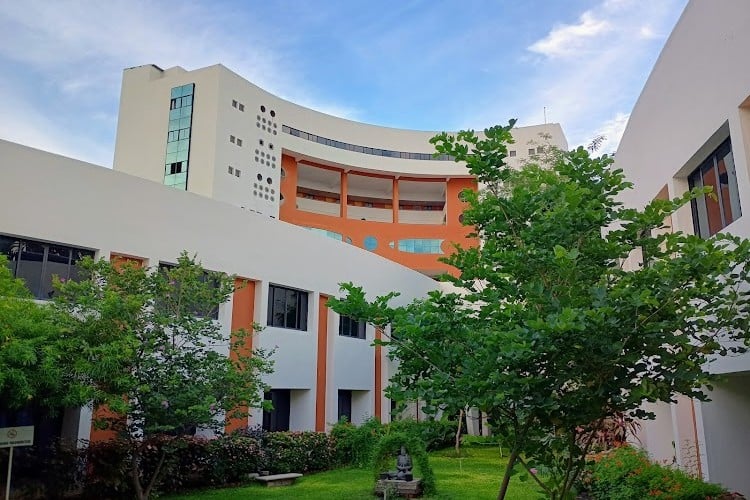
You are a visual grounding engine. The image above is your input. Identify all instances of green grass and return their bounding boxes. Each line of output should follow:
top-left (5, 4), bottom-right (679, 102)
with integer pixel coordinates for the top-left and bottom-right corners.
top-left (167, 445), bottom-right (542, 499)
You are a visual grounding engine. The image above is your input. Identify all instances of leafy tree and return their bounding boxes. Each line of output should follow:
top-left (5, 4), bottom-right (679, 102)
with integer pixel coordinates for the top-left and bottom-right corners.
top-left (53, 253), bottom-right (273, 500)
top-left (0, 255), bottom-right (91, 412)
top-left (329, 121), bottom-right (750, 499)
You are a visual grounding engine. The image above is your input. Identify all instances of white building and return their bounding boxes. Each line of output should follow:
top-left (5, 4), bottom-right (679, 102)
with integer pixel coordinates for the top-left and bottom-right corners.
top-left (0, 64), bottom-right (566, 444)
top-left (615, 0), bottom-right (750, 494)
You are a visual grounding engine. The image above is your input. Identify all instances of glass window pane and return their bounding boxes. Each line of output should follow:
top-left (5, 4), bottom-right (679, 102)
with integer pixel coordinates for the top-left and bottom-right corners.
top-left (17, 241), bottom-right (45, 298)
top-left (42, 245), bottom-right (71, 299)
top-left (181, 106), bottom-right (192, 118)
top-left (179, 117), bottom-right (191, 129)
top-left (171, 87), bottom-right (181, 99)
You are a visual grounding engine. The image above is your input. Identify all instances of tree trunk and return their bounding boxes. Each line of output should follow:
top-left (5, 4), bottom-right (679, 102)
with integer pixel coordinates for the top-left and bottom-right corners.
top-left (497, 446), bottom-right (520, 500)
top-left (455, 409), bottom-right (464, 456)
top-left (131, 447), bottom-right (145, 500)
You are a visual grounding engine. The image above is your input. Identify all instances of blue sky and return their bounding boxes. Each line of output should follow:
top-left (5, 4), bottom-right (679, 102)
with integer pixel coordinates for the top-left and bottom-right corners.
top-left (0, 0), bottom-right (687, 167)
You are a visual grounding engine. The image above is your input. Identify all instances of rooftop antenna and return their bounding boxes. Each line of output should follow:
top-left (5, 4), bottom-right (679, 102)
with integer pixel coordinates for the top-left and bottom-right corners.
top-left (543, 106), bottom-right (547, 124)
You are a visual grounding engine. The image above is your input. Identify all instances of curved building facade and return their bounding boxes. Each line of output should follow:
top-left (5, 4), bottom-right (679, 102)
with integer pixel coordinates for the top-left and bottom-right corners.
top-left (113, 64), bottom-right (567, 275)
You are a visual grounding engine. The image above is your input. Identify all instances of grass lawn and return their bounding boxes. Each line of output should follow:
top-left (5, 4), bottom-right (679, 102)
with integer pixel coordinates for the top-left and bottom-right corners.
top-left (167, 444), bottom-right (542, 499)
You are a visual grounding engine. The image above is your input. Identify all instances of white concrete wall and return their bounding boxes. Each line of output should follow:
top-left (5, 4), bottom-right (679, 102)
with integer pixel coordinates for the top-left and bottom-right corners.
top-left (615, 1), bottom-right (750, 494)
top-left (114, 63), bottom-right (568, 212)
top-left (699, 375), bottom-right (750, 495)
top-left (0, 139), bottom-right (439, 435)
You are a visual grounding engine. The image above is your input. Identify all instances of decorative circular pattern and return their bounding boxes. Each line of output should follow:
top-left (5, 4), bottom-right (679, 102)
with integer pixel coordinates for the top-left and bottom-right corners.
top-left (364, 236), bottom-right (378, 251)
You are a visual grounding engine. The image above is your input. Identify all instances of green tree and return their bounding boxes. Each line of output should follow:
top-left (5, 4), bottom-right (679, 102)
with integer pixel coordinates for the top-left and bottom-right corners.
top-left (329, 121), bottom-right (750, 500)
top-left (0, 255), bottom-right (91, 412)
top-left (53, 253), bottom-right (273, 500)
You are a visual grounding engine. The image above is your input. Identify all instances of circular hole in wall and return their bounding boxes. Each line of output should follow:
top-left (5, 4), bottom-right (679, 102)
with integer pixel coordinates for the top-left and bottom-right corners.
top-left (270, 110), bottom-right (276, 117)
top-left (260, 105), bottom-right (266, 113)
top-left (364, 236), bottom-right (378, 251)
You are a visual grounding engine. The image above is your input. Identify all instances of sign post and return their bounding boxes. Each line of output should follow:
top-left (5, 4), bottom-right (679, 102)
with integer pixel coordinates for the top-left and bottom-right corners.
top-left (1, 426), bottom-right (34, 500)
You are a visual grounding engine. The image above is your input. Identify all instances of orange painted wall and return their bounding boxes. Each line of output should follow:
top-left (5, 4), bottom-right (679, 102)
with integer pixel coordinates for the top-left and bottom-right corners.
top-left (315, 296), bottom-right (329, 431)
top-left (90, 254), bottom-right (144, 443)
top-left (279, 154), bottom-right (479, 276)
top-left (225, 278), bottom-right (256, 433)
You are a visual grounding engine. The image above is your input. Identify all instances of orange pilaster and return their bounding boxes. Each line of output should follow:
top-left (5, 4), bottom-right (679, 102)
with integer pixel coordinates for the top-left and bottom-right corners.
top-left (90, 254), bottom-right (145, 443)
top-left (225, 278), bottom-right (256, 433)
top-left (392, 178), bottom-right (399, 223)
top-left (341, 171), bottom-right (348, 218)
top-left (375, 327), bottom-right (383, 421)
top-left (315, 296), bottom-right (329, 431)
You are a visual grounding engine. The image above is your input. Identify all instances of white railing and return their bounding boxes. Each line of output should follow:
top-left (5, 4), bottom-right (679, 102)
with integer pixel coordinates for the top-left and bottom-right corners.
top-left (347, 205), bottom-right (393, 223)
top-left (296, 197), bottom-right (340, 216)
top-left (398, 209), bottom-right (444, 225)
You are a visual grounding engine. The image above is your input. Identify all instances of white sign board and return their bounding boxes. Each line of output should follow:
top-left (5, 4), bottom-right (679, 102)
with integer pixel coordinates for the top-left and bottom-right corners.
top-left (0, 426), bottom-right (34, 448)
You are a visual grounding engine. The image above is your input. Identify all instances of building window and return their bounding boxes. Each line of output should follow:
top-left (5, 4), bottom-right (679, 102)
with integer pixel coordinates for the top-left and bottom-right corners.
top-left (528, 148), bottom-right (535, 155)
top-left (228, 166), bottom-right (234, 175)
top-left (236, 138), bottom-right (243, 147)
top-left (230, 135), bottom-right (236, 143)
top-left (688, 138), bottom-right (741, 238)
top-left (0, 235), bottom-right (95, 300)
top-left (235, 169), bottom-right (241, 177)
top-left (509, 150), bottom-right (516, 157)
top-left (238, 103), bottom-right (245, 112)
top-left (268, 284), bottom-right (308, 330)
top-left (232, 99), bottom-right (238, 108)
top-left (392, 239), bottom-right (444, 254)
top-left (338, 390), bottom-right (352, 422)
top-left (164, 83), bottom-right (194, 190)
top-left (263, 390), bottom-right (290, 431)
top-left (339, 316), bottom-right (366, 339)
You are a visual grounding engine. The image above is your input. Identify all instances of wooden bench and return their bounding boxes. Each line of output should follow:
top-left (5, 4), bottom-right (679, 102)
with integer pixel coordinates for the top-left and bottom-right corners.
top-left (255, 473), bottom-right (303, 487)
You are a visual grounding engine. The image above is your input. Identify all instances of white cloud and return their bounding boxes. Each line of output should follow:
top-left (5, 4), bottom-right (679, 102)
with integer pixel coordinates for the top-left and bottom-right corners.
top-left (590, 112), bottom-right (630, 154)
top-left (0, 0), bottom-right (358, 164)
top-left (465, 0), bottom-right (687, 153)
top-left (528, 11), bottom-right (612, 59)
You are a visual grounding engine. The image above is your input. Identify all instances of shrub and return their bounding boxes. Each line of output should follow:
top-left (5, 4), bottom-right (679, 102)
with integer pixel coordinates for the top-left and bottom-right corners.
top-left (587, 446), bottom-right (727, 500)
top-left (330, 417), bottom-right (384, 467)
top-left (388, 418), bottom-right (456, 451)
top-left (209, 434), bottom-right (267, 484)
top-left (263, 431), bottom-right (336, 473)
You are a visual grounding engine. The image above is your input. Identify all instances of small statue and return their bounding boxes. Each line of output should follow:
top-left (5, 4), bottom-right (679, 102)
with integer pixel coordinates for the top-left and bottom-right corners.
top-left (396, 446), bottom-right (413, 481)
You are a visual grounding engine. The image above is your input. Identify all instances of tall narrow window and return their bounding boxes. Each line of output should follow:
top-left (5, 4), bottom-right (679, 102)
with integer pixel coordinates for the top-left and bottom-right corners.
top-left (164, 83), bottom-right (195, 190)
top-left (338, 390), bottom-right (352, 423)
top-left (688, 138), bottom-right (741, 238)
top-left (262, 390), bottom-right (290, 431)
top-left (267, 284), bottom-right (308, 330)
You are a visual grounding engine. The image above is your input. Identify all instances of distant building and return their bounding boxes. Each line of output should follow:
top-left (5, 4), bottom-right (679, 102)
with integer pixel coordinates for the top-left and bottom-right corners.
top-left (113, 63), bottom-right (567, 277)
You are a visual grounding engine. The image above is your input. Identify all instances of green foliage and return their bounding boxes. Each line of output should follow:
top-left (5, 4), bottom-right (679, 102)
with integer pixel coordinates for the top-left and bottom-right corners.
top-left (371, 431), bottom-right (436, 495)
top-left (330, 121), bottom-right (750, 499)
top-left (0, 255), bottom-right (91, 411)
top-left (388, 418), bottom-right (456, 451)
top-left (209, 434), bottom-right (267, 483)
top-left (586, 446), bottom-right (726, 499)
top-left (52, 252), bottom-right (274, 499)
top-left (330, 417), bottom-right (384, 467)
top-left (263, 431), bottom-right (337, 473)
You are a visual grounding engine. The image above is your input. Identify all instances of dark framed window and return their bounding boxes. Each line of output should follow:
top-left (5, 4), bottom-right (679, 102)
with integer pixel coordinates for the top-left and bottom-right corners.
top-left (688, 138), bottom-right (741, 238)
top-left (338, 390), bottom-right (352, 423)
top-left (339, 316), bottom-right (366, 339)
top-left (0, 235), bottom-right (95, 300)
top-left (158, 262), bottom-right (220, 320)
top-left (267, 284), bottom-right (308, 330)
top-left (262, 389), bottom-right (290, 431)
